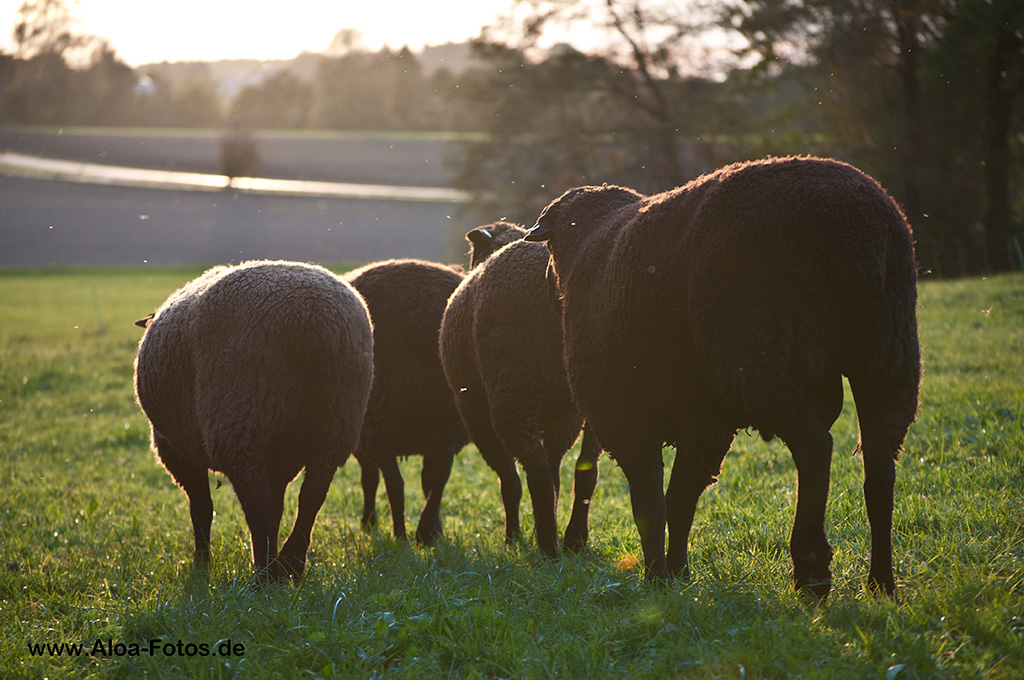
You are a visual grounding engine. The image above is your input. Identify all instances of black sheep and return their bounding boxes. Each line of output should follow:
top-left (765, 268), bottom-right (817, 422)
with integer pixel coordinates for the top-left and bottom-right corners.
top-left (439, 223), bottom-right (602, 557)
top-left (527, 156), bottom-right (920, 597)
top-left (344, 259), bottom-right (468, 544)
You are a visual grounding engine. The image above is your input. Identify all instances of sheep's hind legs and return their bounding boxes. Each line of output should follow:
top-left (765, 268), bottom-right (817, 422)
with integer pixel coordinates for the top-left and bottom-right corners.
top-left (782, 417), bottom-right (835, 600)
top-left (520, 443), bottom-right (560, 559)
top-left (494, 422), bottom-right (560, 559)
top-left (414, 444), bottom-right (456, 545)
top-left (618, 447), bottom-right (669, 582)
top-left (378, 456), bottom-right (407, 540)
top-left (277, 463), bottom-right (336, 581)
top-left (155, 434), bottom-right (213, 573)
top-left (478, 448), bottom-right (523, 546)
top-left (849, 375), bottom-right (913, 598)
top-left (563, 426), bottom-right (601, 553)
top-left (665, 427), bottom-right (733, 580)
top-left (229, 468), bottom-right (286, 584)
top-left (358, 460), bottom-right (380, 530)
top-left (861, 435), bottom-right (895, 596)
top-left (465, 402), bottom-right (523, 545)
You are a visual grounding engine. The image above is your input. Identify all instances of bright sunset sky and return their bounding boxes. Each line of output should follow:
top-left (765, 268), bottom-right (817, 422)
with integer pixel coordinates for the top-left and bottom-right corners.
top-left (0, 0), bottom-right (513, 65)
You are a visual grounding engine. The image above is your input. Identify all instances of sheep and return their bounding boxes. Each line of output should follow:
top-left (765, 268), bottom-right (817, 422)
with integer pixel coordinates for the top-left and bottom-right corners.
top-left (343, 259), bottom-right (468, 544)
top-left (525, 155), bottom-right (920, 597)
top-left (133, 260), bottom-right (374, 583)
top-left (439, 222), bottom-right (603, 558)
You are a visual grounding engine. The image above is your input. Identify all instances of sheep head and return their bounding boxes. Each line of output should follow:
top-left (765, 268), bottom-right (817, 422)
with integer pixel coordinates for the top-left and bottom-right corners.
top-left (525, 185), bottom-right (644, 292)
top-left (466, 221), bottom-right (527, 269)
top-left (525, 185), bottom-right (643, 245)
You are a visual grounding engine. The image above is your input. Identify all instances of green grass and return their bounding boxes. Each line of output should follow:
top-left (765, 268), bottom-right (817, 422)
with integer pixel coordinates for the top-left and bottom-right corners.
top-left (1, 267), bottom-right (1022, 679)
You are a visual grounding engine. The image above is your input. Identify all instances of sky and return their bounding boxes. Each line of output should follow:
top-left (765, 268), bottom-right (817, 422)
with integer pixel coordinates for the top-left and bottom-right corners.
top-left (0, 0), bottom-right (513, 65)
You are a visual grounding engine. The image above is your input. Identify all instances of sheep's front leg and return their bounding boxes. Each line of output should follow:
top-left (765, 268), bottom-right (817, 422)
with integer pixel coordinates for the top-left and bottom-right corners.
top-left (415, 443), bottom-right (456, 545)
top-left (618, 446), bottom-right (668, 581)
top-left (783, 423), bottom-right (834, 600)
top-left (278, 463), bottom-right (336, 581)
top-left (563, 427), bottom-right (601, 553)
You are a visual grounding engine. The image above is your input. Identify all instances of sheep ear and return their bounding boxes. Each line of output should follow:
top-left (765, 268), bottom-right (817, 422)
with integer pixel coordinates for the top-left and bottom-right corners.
top-left (467, 228), bottom-right (492, 247)
top-left (524, 222), bottom-right (553, 242)
top-left (135, 313), bottom-right (154, 329)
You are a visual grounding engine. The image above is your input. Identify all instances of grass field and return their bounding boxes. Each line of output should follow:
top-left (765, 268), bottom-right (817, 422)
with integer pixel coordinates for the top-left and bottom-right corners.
top-left (1, 267), bottom-right (1022, 679)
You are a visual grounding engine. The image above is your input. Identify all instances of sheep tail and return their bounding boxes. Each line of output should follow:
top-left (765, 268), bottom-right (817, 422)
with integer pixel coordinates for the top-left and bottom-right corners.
top-left (828, 191), bottom-right (914, 302)
top-left (836, 205), bottom-right (921, 396)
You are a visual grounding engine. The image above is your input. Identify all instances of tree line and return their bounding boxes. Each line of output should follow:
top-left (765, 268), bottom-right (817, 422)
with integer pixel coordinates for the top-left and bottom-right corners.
top-left (2, 0), bottom-right (1022, 275)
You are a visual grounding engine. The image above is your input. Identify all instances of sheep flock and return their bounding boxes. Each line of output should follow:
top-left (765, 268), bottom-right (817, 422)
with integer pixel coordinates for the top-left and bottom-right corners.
top-left (134, 155), bottom-right (920, 597)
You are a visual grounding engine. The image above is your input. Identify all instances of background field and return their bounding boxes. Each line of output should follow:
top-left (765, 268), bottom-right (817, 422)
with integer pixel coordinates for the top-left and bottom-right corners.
top-left (1, 267), bottom-right (1022, 679)
top-left (0, 128), bottom-right (477, 267)
top-left (0, 127), bottom-right (462, 187)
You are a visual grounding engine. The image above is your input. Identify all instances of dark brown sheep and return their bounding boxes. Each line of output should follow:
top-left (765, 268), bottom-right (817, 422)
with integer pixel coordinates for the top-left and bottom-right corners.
top-left (134, 260), bottom-right (374, 583)
top-left (439, 222), bottom-right (602, 557)
top-left (344, 259), bottom-right (468, 544)
top-left (526, 156), bottom-right (920, 597)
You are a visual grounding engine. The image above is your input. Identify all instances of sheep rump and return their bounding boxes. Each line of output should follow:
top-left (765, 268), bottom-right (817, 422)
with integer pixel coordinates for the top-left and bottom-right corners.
top-left (134, 260), bottom-right (374, 582)
top-left (528, 156), bottom-right (920, 596)
top-left (344, 258), bottom-right (468, 544)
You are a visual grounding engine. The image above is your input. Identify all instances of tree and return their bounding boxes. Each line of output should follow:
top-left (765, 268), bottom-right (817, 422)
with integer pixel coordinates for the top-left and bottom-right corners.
top-left (450, 0), bottom-right (734, 222)
top-left (230, 71), bottom-right (313, 129)
top-left (485, 0), bottom-right (726, 188)
top-left (12, 0), bottom-right (89, 59)
top-left (73, 41), bottom-right (138, 125)
top-left (0, 51), bottom-right (71, 123)
top-left (450, 42), bottom-right (636, 222)
top-left (936, 0), bottom-right (1024, 272)
top-left (311, 48), bottom-right (427, 130)
top-left (724, 0), bottom-right (1024, 274)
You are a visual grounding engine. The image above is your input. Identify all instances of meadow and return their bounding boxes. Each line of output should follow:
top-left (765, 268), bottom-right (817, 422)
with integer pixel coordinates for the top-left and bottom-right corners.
top-left (0, 266), bottom-right (1021, 679)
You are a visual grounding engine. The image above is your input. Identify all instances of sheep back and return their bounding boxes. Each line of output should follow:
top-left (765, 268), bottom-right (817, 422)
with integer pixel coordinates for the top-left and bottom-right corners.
top-left (537, 155), bottom-right (919, 449)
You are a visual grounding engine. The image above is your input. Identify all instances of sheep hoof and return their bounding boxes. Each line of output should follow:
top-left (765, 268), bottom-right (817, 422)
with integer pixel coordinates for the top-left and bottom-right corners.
top-left (562, 531), bottom-right (588, 554)
top-left (503, 534), bottom-right (522, 553)
top-left (672, 565), bottom-right (691, 581)
top-left (191, 553), bottom-right (210, 572)
top-left (414, 525), bottom-right (442, 546)
top-left (275, 547), bottom-right (307, 582)
top-left (796, 576), bottom-right (832, 601)
top-left (867, 573), bottom-right (897, 598)
top-left (643, 571), bottom-right (672, 587)
top-left (251, 563), bottom-right (291, 590)
top-left (539, 544), bottom-right (561, 561)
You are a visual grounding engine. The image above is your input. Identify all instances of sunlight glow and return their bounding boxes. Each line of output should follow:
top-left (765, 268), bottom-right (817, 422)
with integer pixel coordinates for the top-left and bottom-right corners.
top-left (0, 0), bottom-right (510, 65)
